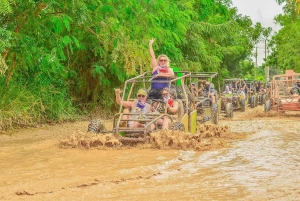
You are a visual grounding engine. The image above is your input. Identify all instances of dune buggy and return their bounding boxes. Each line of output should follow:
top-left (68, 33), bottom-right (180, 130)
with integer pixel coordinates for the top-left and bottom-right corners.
top-left (187, 72), bottom-right (221, 124)
top-left (244, 79), bottom-right (258, 108)
top-left (256, 81), bottom-right (269, 105)
top-left (87, 71), bottom-right (198, 144)
top-left (220, 78), bottom-right (246, 116)
top-left (264, 70), bottom-right (300, 112)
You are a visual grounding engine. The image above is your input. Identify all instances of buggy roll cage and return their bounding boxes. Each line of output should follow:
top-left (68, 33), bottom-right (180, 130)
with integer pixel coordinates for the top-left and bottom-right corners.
top-left (222, 78), bottom-right (245, 93)
top-left (113, 71), bottom-right (191, 140)
top-left (270, 71), bottom-right (300, 100)
top-left (187, 72), bottom-right (220, 105)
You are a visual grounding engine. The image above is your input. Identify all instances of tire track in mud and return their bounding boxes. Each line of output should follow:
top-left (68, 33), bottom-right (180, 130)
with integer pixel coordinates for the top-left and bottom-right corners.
top-left (14, 159), bottom-right (188, 197)
top-left (14, 151), bottom-right (197, 197)
top-left (15, 172), bottom-right (165, 196)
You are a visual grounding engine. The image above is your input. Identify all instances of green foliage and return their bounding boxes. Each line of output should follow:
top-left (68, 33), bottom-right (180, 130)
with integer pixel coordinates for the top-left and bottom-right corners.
top-left (0, 0), bottom-right (12, 14)
top-left (267, 0), bottom-right (300, 72)
top-left (0, 0), bottom-right (266, 130)
top-left (0, 78), bottom-right (78, 131)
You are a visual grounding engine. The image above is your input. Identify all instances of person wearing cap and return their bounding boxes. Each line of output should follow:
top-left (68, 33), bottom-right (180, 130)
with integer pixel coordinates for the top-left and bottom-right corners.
top-left (291, 80), bottom-right (300, 95)
top-left (115, 88), bottom-right (155, 129)
top-left (153, 87), bottom-right (179, 130)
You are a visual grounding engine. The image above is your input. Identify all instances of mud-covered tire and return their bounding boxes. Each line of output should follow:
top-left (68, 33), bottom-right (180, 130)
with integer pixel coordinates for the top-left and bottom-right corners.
top-left (211, 103), bottom-right (219, 125)
top-left (255, 96), bottom-right (258, 107)
top-left (262, 94), bottom-right (266, 104)
top-left (241, 99), bottom-right (246, 112)
top-left (169, 122), bottom-right (185, 131)
top-left (87, 119), bottom-right (106, 133)
top-left (258, 94), bottom-right (263, 105)
top-left (225, 103), bottom-right (234, 118)
top-left (264, 100), bottom-right (271, 112)
top-left (250, 96), bottom-right (255, 108)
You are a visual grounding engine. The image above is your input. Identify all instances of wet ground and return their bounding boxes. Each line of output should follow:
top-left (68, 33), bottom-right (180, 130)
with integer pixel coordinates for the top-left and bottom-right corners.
top-left (0, 106), bottom-right (300, 200)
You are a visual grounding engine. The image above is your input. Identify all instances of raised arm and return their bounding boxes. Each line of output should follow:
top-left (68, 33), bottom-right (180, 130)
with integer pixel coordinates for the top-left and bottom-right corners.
top-left (235, 80), bottom-right (239, 89)
top-left (241, 81), bottom-right (246, 90)
top-left (149, 39), bottom-right (158, 72)
top-left (115, 89), bottom-right (133, 108)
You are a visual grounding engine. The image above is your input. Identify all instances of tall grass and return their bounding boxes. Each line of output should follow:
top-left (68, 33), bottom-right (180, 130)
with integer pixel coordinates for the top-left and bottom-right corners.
top-left (0, 78), bottom-right (79, 131)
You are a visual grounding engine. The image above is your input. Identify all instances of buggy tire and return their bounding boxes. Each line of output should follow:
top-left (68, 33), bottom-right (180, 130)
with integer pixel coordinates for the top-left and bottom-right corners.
top-left (255, 96), bottom-right (258, 107)
top-left (211, 103), bottom-right (219, 125)
top-left (225, 103), bottom-right (234, 118)
top-left (241, 99), bottom-right (246, 112)
top-left (250, 96), bottom-right (255, 108)
top-left (258, 94), bottom-right (263, 105)
top-left (264, 100), bottom-right (271, 112)
top-left (262, 94), bottom-right (266, 104)
top-left (169, 122), bottom-right (185, 131)
top-left (87, 119), bottom-right (105, 133)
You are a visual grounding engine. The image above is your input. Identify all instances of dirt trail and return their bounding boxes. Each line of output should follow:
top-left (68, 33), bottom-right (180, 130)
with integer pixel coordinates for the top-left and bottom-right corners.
top-left (0, 105), bottom-right (299, 200)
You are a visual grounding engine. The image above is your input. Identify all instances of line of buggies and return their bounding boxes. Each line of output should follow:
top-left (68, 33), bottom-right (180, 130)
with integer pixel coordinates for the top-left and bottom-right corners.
top-left (87, 70), bottom-right (270, 144)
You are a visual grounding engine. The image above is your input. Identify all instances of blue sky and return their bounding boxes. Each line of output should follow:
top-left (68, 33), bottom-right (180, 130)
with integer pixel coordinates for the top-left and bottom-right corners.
top-left (231, 0), bottom-right (283, 65)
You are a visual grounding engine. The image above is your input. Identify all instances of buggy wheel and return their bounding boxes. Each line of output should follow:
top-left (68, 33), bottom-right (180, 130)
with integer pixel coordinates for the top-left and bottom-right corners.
top-left (211, 103), bottom-right (219, 125)
top-left (264, 100), bottom-right (271, 112)
top-left (258, 94), bottom-right (263, 105)
top-left (262, 94), bottom-right (266, 104)
top-left (241, 99), bottom-right (246, 112)
top-left (169, 122), bottom-right (185, 131)
top-left (255, 96), bottom-right (258, 107)
top-left (250, 96), bottom-right (255, 108)
top-left (225, 103), bottom-right (234, 118)
top-left (87, 119), bottom-right (106, 133)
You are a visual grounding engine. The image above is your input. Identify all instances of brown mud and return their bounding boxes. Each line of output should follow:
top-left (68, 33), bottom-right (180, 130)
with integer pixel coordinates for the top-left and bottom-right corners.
top-left (0, 106), bottom-right (299, 200)
top-left (59, 123), bottom-right (243, 151)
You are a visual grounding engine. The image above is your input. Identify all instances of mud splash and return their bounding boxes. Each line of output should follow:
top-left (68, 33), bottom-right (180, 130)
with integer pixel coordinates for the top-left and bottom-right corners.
top-left (60, 124), bottom-right (244, 151)
top-left (59, 131), bottom-right (122, 149)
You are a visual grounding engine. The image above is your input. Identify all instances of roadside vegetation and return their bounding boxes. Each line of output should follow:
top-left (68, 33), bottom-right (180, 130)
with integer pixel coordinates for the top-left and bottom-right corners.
top-left (0, 0), bottom-right (293, 131)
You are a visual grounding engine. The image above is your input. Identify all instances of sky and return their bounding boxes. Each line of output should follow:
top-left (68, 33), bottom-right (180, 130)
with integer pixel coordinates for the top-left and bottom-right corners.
top-left (231, 0), bottom-right (283, 65)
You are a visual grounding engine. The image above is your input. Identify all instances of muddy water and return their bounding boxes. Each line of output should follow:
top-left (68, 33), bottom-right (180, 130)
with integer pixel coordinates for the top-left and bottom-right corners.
top-left (0, 118), bottom-right (300, 200)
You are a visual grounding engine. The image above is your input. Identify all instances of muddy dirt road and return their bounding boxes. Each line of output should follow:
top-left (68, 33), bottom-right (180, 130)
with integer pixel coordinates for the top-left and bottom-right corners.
top-left (0, 106), bottom-right (300, 200)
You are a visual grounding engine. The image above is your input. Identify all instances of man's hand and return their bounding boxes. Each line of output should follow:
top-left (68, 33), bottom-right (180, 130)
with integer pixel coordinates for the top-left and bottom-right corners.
top-left (115, 89), bottom-right (122, 94)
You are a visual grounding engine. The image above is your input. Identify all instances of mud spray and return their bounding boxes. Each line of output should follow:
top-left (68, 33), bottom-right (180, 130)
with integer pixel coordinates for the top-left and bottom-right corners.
top-left (60, 123), bottom-right (246, 151)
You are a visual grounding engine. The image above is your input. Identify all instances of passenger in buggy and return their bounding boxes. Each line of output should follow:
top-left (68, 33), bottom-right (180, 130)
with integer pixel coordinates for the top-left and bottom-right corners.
top-left (152, 88), bottom-right (179, 130)
top-left (148, 38), bottom-right (175, 100)
top-left (190, 82), bottom-right (198, 97)
top-left (291, 80), bottom-right (300, 95)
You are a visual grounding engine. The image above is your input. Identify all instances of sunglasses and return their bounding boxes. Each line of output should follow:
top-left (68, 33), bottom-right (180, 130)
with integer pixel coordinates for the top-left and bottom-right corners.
top-left (159, 59), bottom-right (167, 62)
top-left (138, 95), bottom-right (145, 98)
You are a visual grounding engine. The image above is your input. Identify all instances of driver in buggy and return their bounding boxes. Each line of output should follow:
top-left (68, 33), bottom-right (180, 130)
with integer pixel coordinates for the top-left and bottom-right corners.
top-left (222, 85), bottom-right (232, 94)
top-left (235, 80), bottom-right (246, 99)
top-left (115, 88), bottom-right (156, 130)
top-left (198, 81), bottom-right (217, 104)
top-left (259, 83), bottom-right (266, 93)
top-left (291, 80), bottom-right (300, 95)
